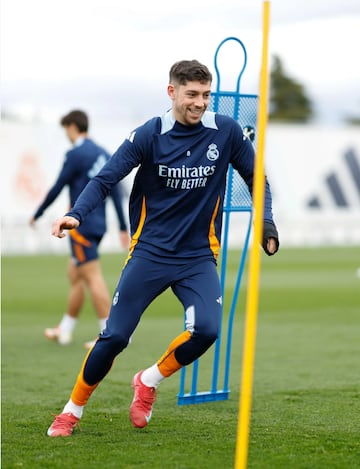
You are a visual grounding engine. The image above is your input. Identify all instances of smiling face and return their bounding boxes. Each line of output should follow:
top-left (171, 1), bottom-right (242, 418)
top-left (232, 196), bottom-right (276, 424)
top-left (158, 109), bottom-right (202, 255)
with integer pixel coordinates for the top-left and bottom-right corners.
top-left (168, 80), bottom-right (211, 126)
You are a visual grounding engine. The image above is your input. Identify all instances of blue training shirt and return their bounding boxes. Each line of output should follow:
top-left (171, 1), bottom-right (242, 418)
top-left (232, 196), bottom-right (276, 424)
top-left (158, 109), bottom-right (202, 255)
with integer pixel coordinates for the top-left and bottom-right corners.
top-left (67, 111), bottom-right (275, 262)
top-left (34, 137), bottom-right (127, 238)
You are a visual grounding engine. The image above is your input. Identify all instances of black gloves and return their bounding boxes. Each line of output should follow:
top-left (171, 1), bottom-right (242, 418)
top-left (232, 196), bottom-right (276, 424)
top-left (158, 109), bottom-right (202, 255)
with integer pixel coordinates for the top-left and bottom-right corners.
top-left (262, 221), bottom-right (279, 256)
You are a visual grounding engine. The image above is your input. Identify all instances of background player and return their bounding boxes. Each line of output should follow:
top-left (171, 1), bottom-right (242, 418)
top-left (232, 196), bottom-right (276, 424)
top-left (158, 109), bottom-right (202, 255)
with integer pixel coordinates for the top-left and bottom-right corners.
top-left (30, 110), bottom-right (130, 348)
top-left (46, 61), bottom-right (279, 436)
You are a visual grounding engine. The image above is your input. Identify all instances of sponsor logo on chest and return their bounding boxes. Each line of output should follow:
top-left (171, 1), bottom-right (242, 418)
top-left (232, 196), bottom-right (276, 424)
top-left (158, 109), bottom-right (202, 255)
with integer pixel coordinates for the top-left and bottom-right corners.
top-left (158, 143), bottom-right (219, 190)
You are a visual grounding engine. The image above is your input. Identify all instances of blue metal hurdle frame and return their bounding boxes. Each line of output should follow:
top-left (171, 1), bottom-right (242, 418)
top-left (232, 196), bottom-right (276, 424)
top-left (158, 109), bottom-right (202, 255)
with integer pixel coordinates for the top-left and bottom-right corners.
top-left (178, 37), bottom-right (257, 405)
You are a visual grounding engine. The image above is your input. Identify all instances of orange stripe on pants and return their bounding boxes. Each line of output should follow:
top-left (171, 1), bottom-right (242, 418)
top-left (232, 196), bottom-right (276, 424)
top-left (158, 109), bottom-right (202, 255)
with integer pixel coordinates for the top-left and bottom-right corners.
top-left (70, 346), bottom-right (99, 406)
top-left (69, 229), bottom-right (92, 265)
top-left (69, 229), bottom-right (92, 247)
top-left (157, 331), bottom-right (191, 377)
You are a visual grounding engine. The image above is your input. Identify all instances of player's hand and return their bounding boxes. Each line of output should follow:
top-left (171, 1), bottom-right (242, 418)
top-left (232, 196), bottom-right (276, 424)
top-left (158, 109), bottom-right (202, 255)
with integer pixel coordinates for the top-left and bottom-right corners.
top-left (266, 237), bottom-right (278, 255)
top-left (29, 217), bottom-right (36, 227)
top-left (52, 216), bottom-right (79, 238)
top-left (262, 221), bottom-right (279, 256)
top-left (120, 230), bottom-right (131, 250)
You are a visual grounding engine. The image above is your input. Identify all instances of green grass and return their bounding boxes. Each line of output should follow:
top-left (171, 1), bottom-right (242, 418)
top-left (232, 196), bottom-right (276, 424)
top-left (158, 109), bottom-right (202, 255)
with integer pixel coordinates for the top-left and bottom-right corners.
top-left (2, 247), bottom-right (360, 468)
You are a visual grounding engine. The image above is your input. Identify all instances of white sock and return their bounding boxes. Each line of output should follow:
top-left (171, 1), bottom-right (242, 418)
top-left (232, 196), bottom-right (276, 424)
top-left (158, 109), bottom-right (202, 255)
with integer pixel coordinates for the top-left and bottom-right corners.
top-left (59, 314), bottom-right (77, 333)
top-left (99, 317), bottom-right (107, 332)
top-left (62, 399), bottom-right (84, 419)
top-left (141, 364), bottom-right (165, 389)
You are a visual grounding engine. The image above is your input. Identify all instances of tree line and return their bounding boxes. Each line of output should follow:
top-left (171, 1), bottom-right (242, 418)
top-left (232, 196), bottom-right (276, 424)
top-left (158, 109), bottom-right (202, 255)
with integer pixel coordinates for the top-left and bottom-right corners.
top-left (269, 55), bottom-right (359, 125)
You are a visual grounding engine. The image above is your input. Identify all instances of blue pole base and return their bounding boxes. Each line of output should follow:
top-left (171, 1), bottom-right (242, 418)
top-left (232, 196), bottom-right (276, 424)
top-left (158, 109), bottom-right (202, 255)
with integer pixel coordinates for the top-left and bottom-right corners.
top-left (177, 390), bottom-right (230, 406)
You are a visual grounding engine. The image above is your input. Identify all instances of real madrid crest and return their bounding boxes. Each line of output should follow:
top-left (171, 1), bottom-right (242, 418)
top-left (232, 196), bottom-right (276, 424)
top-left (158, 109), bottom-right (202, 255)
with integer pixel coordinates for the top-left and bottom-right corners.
top-left (206, 143), bottom-right (219, 161)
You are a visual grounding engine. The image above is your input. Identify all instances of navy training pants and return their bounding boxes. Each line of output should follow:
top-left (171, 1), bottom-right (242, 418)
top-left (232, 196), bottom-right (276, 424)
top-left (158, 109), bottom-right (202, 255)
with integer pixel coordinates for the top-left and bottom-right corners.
top-left (83, 256), bottom-right (222, 385)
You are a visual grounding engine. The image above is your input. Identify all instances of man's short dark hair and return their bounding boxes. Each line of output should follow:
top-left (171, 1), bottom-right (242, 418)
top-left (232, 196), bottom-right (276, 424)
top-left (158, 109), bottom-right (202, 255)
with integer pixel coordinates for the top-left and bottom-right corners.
top-left (60, 110), bottom-right (89, 133)
top-left (169, 60), bottom-right (212, 86)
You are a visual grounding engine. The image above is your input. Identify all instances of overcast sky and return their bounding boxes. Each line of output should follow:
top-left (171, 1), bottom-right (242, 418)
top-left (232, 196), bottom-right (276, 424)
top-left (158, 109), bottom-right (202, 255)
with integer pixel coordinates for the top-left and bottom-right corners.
top-left (1, 0), bottom-right (359, 123)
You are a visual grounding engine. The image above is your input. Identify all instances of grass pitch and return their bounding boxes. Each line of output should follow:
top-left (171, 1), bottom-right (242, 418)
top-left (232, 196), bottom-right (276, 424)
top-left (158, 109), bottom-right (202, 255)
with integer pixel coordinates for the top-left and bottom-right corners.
top-left (1, 247), bottom-right (359, 468)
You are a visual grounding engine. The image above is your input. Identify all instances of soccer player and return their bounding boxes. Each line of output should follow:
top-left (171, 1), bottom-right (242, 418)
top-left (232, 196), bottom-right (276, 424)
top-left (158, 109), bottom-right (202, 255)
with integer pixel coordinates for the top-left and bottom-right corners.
top-left (46, 61), bottom-right (279, 436)
top-left (30, 110), bottom-right (130, 349)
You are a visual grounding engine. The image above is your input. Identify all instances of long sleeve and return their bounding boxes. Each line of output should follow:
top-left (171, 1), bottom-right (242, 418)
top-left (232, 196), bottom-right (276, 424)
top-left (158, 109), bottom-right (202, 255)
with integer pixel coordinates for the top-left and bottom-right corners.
top-left (110, 184), bottom-right (128, 231)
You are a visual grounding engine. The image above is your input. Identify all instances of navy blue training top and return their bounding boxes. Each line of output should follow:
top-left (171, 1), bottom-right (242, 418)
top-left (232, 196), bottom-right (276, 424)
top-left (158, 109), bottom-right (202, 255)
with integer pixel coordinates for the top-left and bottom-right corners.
top-left (33, 137), bottom-right (127, 238)
top-left (67, 111), bottom-right (275, 262)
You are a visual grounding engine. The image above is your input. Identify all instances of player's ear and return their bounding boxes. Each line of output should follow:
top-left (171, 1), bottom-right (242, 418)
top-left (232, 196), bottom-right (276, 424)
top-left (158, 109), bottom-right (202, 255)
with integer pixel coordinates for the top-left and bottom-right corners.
top-left (167, 84), bottom-right (175, 100)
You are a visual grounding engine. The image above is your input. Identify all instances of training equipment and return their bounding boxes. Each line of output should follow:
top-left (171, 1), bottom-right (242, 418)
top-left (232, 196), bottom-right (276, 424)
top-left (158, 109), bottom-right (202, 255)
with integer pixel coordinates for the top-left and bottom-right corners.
top-left (130, 371), bottom-right (157, 428)
top-left (47, 412), bottom-right (79, 437)
top-left (178, 37), bottom-right (257, 405)
top-left (235, 4), bottom-right (271, 466)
